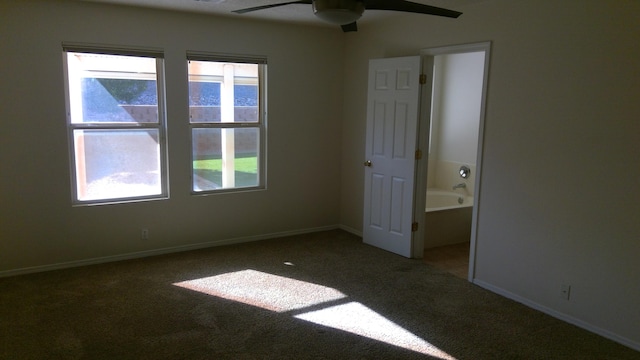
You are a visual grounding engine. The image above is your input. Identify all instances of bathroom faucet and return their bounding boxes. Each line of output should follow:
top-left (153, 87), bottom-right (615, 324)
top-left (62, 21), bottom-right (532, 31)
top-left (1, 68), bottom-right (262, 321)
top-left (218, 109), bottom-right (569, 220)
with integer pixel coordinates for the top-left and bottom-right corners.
top-left (453, 183), bottom-right (466, 190)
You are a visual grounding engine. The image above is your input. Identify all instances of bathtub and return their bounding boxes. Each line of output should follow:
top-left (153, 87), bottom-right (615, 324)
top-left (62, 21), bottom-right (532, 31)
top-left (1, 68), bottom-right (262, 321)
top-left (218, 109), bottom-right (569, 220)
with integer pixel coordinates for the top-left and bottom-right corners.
top-left (424, 189), bottom-right (474, 249)
top-left (425, 189), bottom-right (473, 212)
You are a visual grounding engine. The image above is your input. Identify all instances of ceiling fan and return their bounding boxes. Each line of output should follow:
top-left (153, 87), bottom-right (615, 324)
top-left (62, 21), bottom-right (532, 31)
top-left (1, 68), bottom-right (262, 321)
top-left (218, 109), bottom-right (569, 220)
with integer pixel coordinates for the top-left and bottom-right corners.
top-left (232, 0), bottom-right (462, 32)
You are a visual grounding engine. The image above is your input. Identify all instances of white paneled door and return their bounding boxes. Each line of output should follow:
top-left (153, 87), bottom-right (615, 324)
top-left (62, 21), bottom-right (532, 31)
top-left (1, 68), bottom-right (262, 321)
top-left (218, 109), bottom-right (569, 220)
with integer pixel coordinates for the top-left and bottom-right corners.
top-left (363, 56), bottom-right (424, 258)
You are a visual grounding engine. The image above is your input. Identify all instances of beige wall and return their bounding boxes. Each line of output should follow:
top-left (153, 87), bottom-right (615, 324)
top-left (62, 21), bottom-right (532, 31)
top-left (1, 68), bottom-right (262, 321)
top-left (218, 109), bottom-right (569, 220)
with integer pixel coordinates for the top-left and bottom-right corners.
top-left (340, 0), bottom-right (640, 349)
top-left (0, 0), bottom-right (343, 270)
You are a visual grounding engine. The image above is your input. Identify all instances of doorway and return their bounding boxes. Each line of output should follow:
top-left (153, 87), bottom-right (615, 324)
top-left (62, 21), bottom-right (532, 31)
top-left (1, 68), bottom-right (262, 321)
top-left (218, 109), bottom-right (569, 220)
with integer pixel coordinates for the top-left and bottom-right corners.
top-left (415, 42), bottom-right (491, 281)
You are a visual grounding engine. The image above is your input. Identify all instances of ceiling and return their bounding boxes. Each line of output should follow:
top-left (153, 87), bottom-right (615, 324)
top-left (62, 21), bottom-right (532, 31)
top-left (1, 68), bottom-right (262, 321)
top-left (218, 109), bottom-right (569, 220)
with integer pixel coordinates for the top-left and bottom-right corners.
top-left (80, 0), bottom-right (485, 28)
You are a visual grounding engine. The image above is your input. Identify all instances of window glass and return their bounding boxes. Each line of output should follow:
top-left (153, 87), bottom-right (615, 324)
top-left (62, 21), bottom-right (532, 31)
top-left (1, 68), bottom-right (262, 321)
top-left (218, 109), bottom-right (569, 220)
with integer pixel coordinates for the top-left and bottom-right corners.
top-left (81, 78), bottom-right (158, 123)
top-left (192, 128), bottom-right (260, 191)
top-left (72, 129), bottom-right (161, 200)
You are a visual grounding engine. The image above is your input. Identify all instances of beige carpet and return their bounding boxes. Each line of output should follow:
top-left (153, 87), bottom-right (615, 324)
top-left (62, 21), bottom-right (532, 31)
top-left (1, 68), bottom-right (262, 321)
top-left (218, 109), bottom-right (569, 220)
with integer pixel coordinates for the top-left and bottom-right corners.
top-left (1, 230), bottom-right (638, 359)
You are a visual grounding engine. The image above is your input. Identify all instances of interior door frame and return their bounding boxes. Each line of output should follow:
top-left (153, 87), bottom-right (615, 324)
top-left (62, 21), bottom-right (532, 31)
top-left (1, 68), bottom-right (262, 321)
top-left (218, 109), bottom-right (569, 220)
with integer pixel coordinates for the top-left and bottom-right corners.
top-left (413, 41), bottom-right (492, 281)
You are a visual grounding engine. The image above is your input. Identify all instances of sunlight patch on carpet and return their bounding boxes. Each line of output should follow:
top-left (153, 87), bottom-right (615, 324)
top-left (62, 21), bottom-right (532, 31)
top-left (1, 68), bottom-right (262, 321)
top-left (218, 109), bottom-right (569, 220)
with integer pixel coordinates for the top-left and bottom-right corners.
top-left (174, 269), bottom-right (457, 359)
top-left (174, 269), bottom-right (346, 312)
top-left (295, 301), bottom-right (456, 359)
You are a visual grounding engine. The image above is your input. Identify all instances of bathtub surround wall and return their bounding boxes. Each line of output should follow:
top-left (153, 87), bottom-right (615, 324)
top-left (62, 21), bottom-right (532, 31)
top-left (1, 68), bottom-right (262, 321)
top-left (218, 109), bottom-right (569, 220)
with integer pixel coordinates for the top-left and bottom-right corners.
top-left (427, 52), bottom-right (485, 197)
top-left (434, 161), bottom-right (477, 196)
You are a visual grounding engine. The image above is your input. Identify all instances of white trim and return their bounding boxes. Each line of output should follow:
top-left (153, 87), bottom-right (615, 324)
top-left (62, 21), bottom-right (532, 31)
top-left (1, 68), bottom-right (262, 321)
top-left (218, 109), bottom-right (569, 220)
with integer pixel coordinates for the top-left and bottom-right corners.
top-left (338, 224), bottom-right (363, 237)
top-left (63, 50), bottom-right (169, 206)
top-left (420, 41), bottom-right (492, 56)
top-left (473, 279), bottom-right (640, 352)
top-left (188, 58), bottom-right (267, 195)
top-left (0, 225), bottom-right (339, 278)
top-left (419, 41), bottom-right (492, 281)
top-left (411, 55), bottom-right (434, 259)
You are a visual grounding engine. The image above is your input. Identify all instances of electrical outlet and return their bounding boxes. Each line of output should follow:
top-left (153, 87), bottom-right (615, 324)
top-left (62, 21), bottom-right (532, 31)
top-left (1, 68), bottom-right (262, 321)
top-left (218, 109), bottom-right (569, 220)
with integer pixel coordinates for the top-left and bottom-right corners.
top-left (560, 284), bottom-right (571, 300)
top-left (141, 228), bottom-right (149, 240)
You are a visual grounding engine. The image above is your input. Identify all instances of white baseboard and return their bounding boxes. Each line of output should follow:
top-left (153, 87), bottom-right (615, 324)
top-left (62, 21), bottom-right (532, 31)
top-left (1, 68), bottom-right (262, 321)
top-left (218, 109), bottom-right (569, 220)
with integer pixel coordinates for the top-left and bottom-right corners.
top-left (0, 225), bottom-right (340, 278)
top-left (338, 224), bottom-right (362, 237)
top-left (473, 279), bottom-right (640, 352)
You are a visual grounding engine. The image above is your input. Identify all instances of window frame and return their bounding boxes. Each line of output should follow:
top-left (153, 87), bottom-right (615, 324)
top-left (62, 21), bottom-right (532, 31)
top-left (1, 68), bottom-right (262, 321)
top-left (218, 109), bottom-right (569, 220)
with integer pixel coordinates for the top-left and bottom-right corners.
top-left (62, 45), bottom-right (169, 206)
top-left (187, 53), bottom-right (267, 195)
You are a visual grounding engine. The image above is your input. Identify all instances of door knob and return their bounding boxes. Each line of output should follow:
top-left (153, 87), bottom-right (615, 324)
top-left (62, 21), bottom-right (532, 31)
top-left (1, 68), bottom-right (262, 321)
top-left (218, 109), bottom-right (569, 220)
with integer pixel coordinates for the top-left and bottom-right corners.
top-left (364, 160), bottom-right (372, 167)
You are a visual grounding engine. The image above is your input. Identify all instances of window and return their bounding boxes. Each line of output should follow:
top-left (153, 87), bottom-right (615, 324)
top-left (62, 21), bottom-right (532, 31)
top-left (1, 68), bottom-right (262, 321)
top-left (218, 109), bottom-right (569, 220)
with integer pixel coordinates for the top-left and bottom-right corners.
top-left (188, 55), bottom-right (266, 193)
top-left (63, 48), bottom-right (168, 204)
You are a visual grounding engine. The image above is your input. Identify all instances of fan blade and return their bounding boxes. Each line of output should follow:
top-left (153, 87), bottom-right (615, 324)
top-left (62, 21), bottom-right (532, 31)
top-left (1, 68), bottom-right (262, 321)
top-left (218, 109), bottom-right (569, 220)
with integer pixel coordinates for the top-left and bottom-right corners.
top-left (341, 21), bottom-right (358, 32)
top-left (364, 0), bottom-right (462, 18)
top-left (232, 1), bottom-right (312, 14)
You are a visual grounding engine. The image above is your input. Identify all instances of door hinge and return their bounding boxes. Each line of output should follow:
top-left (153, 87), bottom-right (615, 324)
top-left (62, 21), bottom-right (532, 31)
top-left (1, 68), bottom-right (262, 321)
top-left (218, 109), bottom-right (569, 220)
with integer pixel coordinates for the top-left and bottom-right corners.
top-left (415, 149), bottom-right (422, 160)
top-left (412, 222), bottom-right (419, 232)
top-left (419, 74), bottom-right (427, 85)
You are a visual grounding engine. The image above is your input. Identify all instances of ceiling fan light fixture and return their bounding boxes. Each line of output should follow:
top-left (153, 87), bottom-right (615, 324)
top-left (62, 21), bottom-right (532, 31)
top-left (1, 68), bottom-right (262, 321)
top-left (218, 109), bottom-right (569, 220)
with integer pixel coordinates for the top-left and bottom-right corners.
top-left (312, 0), bottom-right (364, 25)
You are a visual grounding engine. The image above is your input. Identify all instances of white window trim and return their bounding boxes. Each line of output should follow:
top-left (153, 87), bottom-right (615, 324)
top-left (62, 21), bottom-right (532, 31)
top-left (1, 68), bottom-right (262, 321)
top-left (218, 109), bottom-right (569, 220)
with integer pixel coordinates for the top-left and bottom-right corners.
top-left (187, 53), bottom-right (267, 195)
top-left (62, 46), bottom-right (169, 206)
